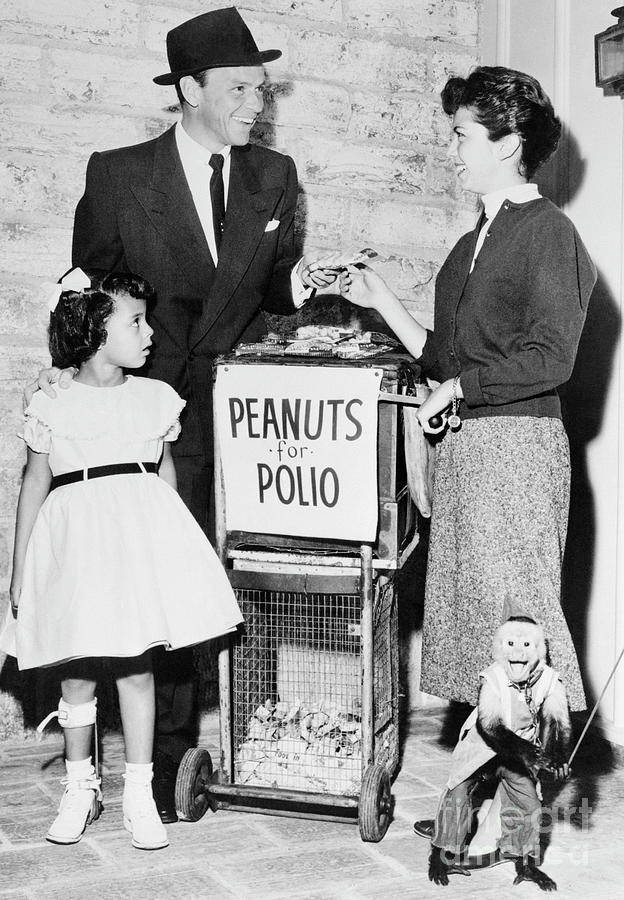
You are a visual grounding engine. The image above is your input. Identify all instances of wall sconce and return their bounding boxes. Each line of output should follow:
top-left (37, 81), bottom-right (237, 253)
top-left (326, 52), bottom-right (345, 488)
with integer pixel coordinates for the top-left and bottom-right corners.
top-left (595, 6), bottom-right (624, 96)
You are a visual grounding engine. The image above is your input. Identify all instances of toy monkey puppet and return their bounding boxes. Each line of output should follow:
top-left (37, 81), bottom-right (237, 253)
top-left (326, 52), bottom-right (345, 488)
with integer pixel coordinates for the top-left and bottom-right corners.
top-left (428, 616), bottom-right (571, 891)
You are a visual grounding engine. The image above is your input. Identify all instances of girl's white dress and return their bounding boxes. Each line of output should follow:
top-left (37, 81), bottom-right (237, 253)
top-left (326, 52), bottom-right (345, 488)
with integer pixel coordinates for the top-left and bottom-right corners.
top-left (0, 376), bottom-right (242, 670)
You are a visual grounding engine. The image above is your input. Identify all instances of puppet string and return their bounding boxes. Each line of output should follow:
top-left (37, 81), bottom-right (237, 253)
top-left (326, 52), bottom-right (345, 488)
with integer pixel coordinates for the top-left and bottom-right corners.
top-left (568, 645), bottom-right (624, 766)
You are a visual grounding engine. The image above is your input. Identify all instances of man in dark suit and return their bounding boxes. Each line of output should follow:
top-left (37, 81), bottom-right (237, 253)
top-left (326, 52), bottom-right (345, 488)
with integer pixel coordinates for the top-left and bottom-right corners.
top-left (73, 7), bottom-right (330, 530)
top-left (39, 7), bottom-right (337, 823)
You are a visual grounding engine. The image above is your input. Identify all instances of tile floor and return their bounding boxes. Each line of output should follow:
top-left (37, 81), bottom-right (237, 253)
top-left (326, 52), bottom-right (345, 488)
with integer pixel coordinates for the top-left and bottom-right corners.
top-left (0, 707), bottom-right (622, 899)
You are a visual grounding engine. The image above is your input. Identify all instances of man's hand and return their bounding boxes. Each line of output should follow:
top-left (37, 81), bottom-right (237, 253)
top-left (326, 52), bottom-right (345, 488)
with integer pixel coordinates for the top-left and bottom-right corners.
top-left (23, 366), bottom-right (77, 408)
top-left (299, 248), bottom-right (380, 291)
top-left (298, 254), bottom-right (341, 290)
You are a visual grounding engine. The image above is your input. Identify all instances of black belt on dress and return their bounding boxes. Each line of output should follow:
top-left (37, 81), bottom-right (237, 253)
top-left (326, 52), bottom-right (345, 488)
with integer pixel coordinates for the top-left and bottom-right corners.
top-left (50, 462), bottom-right (159, 491)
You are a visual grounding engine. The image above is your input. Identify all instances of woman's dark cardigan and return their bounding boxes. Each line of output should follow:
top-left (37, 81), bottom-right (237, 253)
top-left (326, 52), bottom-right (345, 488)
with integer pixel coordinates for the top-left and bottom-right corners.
top-left (418, 197), bottom-right (597, 420)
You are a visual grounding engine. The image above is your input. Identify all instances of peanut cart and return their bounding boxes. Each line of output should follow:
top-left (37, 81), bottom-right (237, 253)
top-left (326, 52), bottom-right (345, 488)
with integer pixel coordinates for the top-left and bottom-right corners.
top-left (174, 347), bottom-right (422, 842)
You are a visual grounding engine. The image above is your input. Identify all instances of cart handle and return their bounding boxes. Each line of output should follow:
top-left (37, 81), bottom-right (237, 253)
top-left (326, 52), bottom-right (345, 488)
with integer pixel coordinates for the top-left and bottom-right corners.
top-left (378, 390), bottom-right (423, 406)
top-left (379, 390), bottom-right (444, 430)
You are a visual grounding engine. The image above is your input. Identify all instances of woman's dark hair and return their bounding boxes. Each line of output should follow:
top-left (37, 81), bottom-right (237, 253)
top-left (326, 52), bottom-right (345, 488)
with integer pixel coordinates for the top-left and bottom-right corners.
top-left (49, 270), bottom-right (155, 369)
top-left (441, 66), bottom-right (561, 179)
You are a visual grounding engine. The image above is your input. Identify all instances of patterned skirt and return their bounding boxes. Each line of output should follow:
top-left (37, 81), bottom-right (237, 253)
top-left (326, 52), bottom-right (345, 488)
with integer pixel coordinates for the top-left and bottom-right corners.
top-left (420, 416), bottom-right (586, 711)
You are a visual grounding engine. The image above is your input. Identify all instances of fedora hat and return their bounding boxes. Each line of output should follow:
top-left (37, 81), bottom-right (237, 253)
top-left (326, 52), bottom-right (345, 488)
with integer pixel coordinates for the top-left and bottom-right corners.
top-left (153, 7), bottom-right (281, 85)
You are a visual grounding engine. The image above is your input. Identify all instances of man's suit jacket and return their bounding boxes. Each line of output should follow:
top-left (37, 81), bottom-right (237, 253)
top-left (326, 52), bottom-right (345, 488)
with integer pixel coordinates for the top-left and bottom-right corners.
top-left (72, 125), bottom-right (299, 462)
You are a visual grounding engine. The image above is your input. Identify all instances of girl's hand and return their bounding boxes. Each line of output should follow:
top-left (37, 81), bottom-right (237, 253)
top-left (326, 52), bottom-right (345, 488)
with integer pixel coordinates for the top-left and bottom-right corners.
top-left (417, 378), bottom-right (458, 434)
top-left (9, 579), bottom-right (21, 618)
top-left (339, 265), bottom-right (396, 311)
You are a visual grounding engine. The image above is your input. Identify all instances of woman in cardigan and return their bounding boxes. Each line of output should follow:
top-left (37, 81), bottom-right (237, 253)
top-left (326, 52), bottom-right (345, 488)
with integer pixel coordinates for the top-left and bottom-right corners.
top-left (341, 66), bottom-right (595, 711)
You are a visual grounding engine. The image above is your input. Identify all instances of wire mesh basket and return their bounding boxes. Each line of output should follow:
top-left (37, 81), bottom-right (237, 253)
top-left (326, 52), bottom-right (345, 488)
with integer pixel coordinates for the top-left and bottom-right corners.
top-left (231, 576), bottom-right (399, 797)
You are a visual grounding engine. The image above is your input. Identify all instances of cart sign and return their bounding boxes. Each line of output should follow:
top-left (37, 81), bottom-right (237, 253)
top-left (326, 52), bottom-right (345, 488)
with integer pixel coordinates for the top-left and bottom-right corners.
top-left (214, 364), bottom-right (382, 540)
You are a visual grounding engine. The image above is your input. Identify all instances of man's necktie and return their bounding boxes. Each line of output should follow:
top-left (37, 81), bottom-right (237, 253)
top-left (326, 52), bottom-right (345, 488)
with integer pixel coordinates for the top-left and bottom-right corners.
top-left (209, 153), bottom-right (225, 255)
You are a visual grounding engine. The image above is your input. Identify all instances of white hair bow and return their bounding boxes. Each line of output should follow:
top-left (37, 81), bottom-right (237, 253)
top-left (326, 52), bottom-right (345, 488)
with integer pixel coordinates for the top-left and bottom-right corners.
top-left (40, 267), bottom-right (91, 312)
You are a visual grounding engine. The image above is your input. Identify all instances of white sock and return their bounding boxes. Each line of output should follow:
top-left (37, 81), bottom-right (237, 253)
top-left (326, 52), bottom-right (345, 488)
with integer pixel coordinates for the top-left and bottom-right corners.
top-left (65, 757), bottom-right (94, 779)
top-left (124, 761), bottom-right (153, 784)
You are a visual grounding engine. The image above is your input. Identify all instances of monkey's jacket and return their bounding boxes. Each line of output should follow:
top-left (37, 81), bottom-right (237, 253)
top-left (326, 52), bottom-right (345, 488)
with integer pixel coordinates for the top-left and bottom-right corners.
top-left (446, 662), bottom-right (563, 789)
top-left (432, 662), bottom-right (566, 859)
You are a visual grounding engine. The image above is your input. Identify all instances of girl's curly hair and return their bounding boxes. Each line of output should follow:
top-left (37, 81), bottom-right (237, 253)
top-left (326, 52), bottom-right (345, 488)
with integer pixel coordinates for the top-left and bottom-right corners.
top-left (48, 270), bottom-right (154, 369)
top-left (441, 66), bottom-right (561, 179)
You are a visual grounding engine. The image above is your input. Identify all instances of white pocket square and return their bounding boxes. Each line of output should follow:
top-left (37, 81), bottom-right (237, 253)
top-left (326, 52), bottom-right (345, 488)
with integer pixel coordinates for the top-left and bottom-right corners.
top-left (265, 218), bottom-right (280, 232)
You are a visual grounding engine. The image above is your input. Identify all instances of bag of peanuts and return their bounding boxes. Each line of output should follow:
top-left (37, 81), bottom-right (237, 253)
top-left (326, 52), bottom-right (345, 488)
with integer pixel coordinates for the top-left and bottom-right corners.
top-left (402, 388), bottom-right (435, 518)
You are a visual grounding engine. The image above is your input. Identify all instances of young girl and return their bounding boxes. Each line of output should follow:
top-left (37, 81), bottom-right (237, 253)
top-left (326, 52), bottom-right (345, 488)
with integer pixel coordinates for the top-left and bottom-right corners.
top-left (0, 267), bottom-right (243, 850)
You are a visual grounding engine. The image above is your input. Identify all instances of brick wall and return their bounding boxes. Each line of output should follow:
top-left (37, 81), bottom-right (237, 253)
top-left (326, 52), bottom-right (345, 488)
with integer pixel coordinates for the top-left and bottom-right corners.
top-left (0, 0), bottom-right (480, 737)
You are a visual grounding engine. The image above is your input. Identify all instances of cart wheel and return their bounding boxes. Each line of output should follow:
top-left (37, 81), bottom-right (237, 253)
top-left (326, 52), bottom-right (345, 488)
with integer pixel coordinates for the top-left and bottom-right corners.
top-left (175, 748), bottom-right (213, 822)
top-left (359, 764), bottom-right (392, 842)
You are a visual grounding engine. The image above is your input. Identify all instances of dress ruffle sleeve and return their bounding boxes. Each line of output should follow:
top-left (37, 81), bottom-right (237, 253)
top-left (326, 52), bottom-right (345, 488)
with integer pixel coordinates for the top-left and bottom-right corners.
top-left (99, 378), bottom-right (186, 441)
top-left (149, 380), bottom-right (186, 442)
top-left (20, 391), bottom-right (54, 452)
top-left (163, 419), bottom-right (182, 442)
top-left (20, 414), bottom-right (52, 453)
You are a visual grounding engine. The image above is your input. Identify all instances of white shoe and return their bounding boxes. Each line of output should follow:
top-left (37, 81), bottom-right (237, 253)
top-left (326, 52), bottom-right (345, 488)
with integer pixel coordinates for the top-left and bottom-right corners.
top-left (123, 780), bottom-right (169, 850)
top-left (46, 775), bottom-right (102, 844)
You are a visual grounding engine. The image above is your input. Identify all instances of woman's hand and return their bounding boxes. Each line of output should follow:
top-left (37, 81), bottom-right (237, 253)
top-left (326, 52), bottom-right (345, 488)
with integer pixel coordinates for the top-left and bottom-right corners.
top-left (417, 378), bottom-right (461, 434)
top-left (23, 366), bottom-right (78, 407)
top-left (339, 265), bottom-right (397, 311)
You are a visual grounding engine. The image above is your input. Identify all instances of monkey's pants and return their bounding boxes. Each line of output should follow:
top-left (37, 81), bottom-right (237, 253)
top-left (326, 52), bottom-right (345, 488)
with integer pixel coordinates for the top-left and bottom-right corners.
top-left (432, 764), bottom-right (541, 860)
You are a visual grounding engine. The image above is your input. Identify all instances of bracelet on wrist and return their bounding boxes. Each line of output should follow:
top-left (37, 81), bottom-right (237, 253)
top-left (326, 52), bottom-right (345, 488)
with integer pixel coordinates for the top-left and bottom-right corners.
top-left (448, 375), bottom-right (462, 431)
